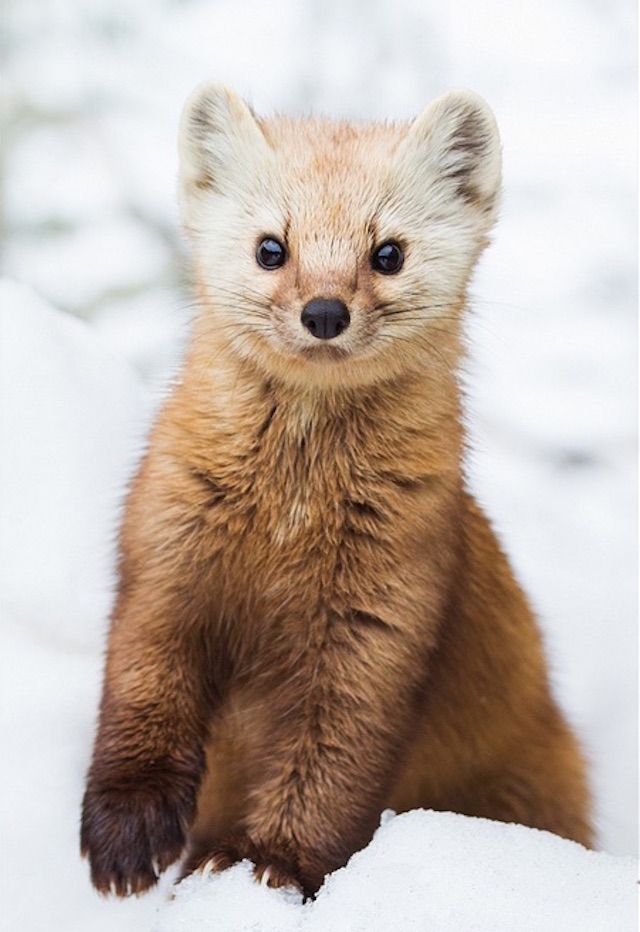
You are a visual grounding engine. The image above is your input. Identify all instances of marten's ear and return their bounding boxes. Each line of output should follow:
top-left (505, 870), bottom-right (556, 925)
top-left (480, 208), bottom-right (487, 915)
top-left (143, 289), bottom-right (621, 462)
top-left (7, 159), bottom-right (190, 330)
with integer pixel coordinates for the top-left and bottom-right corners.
top-left (179, 81), bottom-right (269, 204)
top-left (401, 90), bottom-right (501, 222)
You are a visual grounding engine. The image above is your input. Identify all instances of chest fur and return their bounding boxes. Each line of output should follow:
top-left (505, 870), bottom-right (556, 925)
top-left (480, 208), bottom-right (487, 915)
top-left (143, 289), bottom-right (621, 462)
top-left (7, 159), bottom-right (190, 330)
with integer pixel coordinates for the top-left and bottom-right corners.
top-left (181, 395), bottom-right (457, 638)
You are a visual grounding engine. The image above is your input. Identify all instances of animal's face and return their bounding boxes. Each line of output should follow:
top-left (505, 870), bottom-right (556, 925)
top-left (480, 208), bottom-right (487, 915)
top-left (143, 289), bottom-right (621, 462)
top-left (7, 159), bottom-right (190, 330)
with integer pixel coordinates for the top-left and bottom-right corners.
top-left (179, 83), bottom-right (501, 390)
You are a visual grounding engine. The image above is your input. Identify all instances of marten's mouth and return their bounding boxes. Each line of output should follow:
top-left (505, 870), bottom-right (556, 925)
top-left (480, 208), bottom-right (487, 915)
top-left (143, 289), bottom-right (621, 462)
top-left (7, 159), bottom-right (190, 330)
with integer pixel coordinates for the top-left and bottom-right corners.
top-left (297, 342), bottom-right (353, 363)
top-left (263, 311), bottom-right (373, 366)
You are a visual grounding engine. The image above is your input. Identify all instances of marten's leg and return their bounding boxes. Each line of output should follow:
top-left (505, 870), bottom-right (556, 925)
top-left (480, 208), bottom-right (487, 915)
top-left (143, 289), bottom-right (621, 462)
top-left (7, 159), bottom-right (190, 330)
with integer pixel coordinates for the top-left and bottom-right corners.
top-left (80, 456), bottom-right (222, 895)
top-left (453, 705), bottom-right (593, 847)
top-left (189, 607), bottom-right (439, 897)
top-left (389, 696), bottom-right (592, 849)
top-left (386, 495), bottom-right (593, 848)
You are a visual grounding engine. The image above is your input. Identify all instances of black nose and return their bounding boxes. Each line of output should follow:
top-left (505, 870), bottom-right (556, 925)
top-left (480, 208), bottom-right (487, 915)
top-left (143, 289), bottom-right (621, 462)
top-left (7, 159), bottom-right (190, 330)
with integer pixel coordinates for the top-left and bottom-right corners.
top-left (301, 298), bottom-right (350, 340)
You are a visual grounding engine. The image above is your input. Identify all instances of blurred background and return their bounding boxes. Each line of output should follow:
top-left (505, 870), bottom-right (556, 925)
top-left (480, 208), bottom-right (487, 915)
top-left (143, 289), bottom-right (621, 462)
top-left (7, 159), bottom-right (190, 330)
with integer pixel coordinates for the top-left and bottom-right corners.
top-left (2, 0), bottom-right (637, 867)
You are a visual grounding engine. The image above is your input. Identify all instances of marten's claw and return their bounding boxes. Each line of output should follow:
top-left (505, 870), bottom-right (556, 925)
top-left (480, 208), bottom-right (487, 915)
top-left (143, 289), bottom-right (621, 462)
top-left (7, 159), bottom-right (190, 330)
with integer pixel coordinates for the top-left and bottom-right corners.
top-left (190, 836), bottom-right (303, 894)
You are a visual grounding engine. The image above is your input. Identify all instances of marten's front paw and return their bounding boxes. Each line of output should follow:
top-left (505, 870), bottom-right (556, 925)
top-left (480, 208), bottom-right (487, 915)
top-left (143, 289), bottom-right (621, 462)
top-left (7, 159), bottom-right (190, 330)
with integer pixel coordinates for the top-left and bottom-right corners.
top-left (193, 836), bottom-right (302, 893)
top-left (81, 783), bottom-right (193, 896)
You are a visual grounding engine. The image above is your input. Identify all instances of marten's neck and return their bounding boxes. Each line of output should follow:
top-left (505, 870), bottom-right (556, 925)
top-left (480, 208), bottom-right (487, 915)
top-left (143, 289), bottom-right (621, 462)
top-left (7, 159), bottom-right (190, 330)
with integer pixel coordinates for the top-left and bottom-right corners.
top-left (168, 320), bottom-right (465, 485)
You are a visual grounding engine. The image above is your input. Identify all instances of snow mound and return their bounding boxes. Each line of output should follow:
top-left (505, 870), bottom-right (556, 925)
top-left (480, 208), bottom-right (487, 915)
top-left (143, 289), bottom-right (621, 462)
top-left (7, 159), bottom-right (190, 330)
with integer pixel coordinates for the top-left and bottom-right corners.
top-left (155, 810), bottom-right (637, 932)
top-left (0, 278), bottom-right (149, 650)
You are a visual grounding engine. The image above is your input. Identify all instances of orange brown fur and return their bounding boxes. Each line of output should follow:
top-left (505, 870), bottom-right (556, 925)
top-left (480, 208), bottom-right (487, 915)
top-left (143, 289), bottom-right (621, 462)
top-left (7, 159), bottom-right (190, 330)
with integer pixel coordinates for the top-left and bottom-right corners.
top-left (80, 83), bottom-right (592, 898)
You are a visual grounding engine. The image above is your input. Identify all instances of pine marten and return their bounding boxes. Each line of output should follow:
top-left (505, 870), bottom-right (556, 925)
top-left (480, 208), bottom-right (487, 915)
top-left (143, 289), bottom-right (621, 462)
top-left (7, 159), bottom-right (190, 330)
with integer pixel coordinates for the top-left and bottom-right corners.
top-left (80, 82), bottom-right (592, 898)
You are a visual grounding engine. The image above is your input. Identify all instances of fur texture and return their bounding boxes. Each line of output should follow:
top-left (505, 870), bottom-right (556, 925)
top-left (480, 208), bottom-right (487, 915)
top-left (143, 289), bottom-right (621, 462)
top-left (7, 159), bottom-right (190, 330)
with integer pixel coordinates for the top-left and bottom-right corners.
top-left (81, 83), bottom-right (592, 898)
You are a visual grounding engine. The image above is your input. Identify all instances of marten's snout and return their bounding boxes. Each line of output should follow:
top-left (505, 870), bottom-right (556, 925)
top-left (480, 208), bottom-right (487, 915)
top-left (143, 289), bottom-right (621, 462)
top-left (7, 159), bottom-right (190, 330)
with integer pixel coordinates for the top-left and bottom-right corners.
top-left (301, 299), bottom-right (350, 340)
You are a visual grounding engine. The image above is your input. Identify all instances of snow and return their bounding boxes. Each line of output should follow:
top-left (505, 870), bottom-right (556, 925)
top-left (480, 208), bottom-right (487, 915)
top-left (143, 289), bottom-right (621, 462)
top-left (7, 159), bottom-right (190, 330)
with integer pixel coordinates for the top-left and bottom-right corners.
top-left (0, 282), bottom-right (167, 931)
top-left (1, 0), bottom-right (637, 929)
top-left (0, 281), bottom-right (149, 651)
top-left (155, 811), bottom-right (637, 932)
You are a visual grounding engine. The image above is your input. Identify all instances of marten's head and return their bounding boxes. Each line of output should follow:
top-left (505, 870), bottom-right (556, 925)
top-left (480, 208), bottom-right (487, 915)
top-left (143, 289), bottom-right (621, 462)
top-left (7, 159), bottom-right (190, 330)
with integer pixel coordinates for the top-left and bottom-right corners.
top-left (179, 82), bottom-right (501, 392)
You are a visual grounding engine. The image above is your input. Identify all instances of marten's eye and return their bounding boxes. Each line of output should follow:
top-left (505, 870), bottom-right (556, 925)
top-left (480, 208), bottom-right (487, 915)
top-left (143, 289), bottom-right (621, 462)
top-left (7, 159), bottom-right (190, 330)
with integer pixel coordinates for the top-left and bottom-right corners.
top-left (371, 241), bottom-right (404, 275)
top-left (256, 237), bottom-right (287, 270)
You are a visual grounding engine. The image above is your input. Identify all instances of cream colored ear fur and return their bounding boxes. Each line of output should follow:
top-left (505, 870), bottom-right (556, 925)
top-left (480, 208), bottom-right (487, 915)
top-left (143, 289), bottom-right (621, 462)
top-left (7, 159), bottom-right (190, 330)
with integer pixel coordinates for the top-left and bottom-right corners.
top-left (401, 89), bottom-right (502, 219)
top-left (178, 81), bottom-right (269, 202)
top-left (178, 83), bottom-right (501, 236)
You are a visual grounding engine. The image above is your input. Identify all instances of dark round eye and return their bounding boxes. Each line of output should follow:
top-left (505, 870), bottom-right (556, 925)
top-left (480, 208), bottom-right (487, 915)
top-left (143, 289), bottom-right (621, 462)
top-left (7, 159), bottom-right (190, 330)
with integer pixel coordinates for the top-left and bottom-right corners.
top-left (256, 237), bottom-right (287, 270)
top-left (371, 241), bottom-right (404, 275)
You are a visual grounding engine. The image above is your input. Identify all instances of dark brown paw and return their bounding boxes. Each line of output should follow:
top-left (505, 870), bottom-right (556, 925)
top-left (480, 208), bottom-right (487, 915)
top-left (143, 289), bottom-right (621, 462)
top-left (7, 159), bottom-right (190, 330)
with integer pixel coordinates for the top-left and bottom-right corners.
top-left (81, 783), bottom-right (195, 896)
top-left (192, 836), bottom-right (302, 893)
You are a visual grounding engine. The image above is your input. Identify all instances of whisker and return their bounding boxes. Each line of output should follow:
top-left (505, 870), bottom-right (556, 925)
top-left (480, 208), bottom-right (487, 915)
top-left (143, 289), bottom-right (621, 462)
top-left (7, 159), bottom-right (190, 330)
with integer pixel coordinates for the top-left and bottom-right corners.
top-left (381, 316), bottom-right (459, 326)
top-left (378, 303), bottom-right (458, 318)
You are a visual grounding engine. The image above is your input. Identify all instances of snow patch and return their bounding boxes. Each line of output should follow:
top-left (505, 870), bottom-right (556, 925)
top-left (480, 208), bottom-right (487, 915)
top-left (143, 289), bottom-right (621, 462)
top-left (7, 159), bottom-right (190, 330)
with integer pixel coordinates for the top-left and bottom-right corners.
top-left (154, 810), bottom-right (637, 932)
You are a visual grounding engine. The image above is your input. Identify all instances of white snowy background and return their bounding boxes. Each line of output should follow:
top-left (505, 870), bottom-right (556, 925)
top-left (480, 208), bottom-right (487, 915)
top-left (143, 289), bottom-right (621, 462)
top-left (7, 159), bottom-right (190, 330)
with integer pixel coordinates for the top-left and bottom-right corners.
top-left (1, 0), bottom-right (637, 930)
